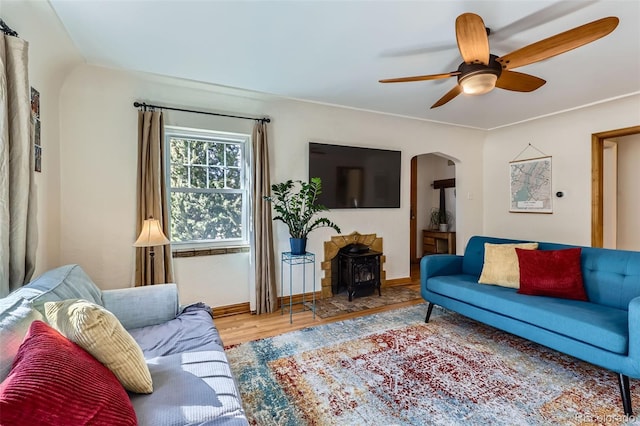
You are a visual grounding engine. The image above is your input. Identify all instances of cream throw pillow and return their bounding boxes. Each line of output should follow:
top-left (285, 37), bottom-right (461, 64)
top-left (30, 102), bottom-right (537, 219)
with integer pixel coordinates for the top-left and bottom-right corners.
top-left (478, 242), bottom-right (539, 288)
top-left (44, 299), bottom-right (153, 394)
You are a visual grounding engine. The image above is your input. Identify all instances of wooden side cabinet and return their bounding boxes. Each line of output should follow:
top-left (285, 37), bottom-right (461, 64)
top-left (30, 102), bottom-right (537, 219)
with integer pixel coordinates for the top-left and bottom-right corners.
top-left (422, 230), bottom-right (456, 255)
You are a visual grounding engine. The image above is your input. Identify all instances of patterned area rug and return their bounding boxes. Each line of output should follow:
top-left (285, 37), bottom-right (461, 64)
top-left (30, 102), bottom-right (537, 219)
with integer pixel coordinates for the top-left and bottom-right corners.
top-left (226, 304), bottom-right (639, 426)
top-left (311, 286), bottom-right (421, 319)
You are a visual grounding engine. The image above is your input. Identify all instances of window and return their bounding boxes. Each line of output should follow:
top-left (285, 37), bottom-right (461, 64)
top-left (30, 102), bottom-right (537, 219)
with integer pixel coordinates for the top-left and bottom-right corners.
top-left (165, 126), bottom-right (250, 248)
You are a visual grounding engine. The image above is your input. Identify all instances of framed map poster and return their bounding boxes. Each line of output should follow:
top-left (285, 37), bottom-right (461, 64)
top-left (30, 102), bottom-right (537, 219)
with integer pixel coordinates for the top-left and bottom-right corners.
top-left (509, 156), bottom-right (552, 213)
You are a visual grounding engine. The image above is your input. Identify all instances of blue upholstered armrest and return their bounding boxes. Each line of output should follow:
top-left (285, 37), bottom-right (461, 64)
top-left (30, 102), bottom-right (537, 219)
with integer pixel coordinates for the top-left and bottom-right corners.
top-left (420, 254), bottom-right (464, 280)
top-left (102, 284), bottom-right (179, 330)
top-left (628, 296), bottom-right (640, 371)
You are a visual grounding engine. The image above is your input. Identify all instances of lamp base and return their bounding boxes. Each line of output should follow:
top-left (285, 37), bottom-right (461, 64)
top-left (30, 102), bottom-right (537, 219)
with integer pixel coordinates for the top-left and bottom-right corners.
top-left (149, 247), bottom-right (155, 285)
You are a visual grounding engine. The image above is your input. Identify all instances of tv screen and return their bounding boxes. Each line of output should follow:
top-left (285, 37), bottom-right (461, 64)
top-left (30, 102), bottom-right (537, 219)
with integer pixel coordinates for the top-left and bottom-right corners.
top-left (309, 142), bottom-right (401, 209)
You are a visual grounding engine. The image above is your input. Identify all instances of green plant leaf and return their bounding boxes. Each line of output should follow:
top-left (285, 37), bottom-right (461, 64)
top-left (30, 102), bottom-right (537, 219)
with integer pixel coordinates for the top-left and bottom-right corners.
top-left (264, 177), bottom-right (340, 239)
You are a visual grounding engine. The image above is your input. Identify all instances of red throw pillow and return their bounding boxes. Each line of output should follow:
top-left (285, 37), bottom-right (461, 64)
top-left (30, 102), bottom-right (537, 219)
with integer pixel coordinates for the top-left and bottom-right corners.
top-left (516, 247), bottom-right (588, 301)
top-left (0, 320), bottom-right (137, 426)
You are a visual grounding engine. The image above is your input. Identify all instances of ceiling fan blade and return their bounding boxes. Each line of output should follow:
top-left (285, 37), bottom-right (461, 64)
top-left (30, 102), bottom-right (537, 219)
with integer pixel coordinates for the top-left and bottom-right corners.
top-left (430, 85), bottom-right (463, 109)
top-left (379, 71), bottom-right (460, 83)
top-left (497, 17), bottom-right (619, 70)
top-left (456, 13), bottom-right (490, 65)
top-left (495, 70), bottom-right (546, 92)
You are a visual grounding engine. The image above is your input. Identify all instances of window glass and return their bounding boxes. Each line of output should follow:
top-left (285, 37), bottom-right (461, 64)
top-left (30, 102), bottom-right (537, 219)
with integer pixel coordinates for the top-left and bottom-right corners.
top-left (166, 127), bottom-right (250, 247)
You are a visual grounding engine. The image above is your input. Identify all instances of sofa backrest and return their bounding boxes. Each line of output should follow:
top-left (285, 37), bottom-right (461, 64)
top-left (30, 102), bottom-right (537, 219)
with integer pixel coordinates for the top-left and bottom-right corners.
top-left (0, 264), bottom-right (103, 382)
top-left (462, 236), bottom-right (528, 277)
top-left (462, 236), bottom-right (640, 310)
top-left (12, 264), bottom-right (103, 307)
top-left (578, 246), bottom-right (640, 310)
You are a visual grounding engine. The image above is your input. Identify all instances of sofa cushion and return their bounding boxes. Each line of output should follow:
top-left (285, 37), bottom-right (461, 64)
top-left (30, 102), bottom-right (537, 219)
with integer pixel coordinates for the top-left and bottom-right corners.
top-left (13, 264), bottom-right (103, 309)
top-left (127, 303), bottom-right (247, 424)
top-left (44, 299), bottom-right (153, 394)
top-left (129, 350), bottom-right (247, 426)
top-left (0, 297), bottom-right (44, 381)
top-left (426, 275), bottom-right (628, 354)
top-left (478, 242), bottom-right (538, 288)
top-left (0, 321), bottom-right (137, 426)
top-left (517, 247), bottom-right (588, 301)
top-left (128, 303), bottom-right (223, 358)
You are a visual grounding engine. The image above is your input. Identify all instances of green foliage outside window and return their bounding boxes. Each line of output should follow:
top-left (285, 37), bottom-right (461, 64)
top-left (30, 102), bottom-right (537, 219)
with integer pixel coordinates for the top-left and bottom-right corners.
top-left (168, 132), bottom-right (247, 244)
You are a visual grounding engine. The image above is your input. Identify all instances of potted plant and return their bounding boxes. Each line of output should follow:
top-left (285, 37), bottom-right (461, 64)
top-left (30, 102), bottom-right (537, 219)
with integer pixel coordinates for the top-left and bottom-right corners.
top-left (429, 207), bottom-right (452, 232)
top-left (264, 177), bottom-right (341, 255)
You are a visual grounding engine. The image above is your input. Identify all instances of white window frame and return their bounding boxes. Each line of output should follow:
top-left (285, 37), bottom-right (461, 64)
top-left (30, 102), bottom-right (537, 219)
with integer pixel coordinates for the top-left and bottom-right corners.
top-left (165, 125), bottom-right (251, 250)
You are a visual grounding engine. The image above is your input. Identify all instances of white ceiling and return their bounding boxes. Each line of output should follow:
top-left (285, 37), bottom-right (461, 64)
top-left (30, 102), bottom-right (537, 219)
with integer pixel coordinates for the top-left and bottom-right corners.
top-left (49, 0), bottom-right (640, 130)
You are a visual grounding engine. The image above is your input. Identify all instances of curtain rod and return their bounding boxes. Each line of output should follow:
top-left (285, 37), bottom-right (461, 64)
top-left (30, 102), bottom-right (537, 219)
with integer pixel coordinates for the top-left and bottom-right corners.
top-left (133, 101), bottom-right (271, 123)
top-left (0, 19), bottom-right (19, 37)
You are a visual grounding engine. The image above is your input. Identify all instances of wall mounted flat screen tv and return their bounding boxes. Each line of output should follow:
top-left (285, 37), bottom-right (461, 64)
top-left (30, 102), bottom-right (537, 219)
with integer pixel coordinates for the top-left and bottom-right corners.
top-left (309, 142), bottom-right (401, 209)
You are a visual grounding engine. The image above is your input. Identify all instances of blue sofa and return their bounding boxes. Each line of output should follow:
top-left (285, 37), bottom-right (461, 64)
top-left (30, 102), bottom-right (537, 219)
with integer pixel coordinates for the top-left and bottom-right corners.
top-left (421, 235), bottom-right (640, 416)
top-left (0, 264), bottom-right (248, 425)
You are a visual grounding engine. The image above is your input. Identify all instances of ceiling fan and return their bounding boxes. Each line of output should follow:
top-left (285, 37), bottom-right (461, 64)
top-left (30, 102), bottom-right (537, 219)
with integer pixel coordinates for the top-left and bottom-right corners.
top-left (379, 13), bottom-right (619, 109)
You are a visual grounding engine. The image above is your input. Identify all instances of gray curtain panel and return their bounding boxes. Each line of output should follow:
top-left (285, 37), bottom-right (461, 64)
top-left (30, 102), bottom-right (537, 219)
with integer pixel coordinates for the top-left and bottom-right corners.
top-left (0, 34), bottom-right (36, 297)
top-left (135, 110), bottom-right (173, 286)
top-left (252, 121), bottom-right (277, 314)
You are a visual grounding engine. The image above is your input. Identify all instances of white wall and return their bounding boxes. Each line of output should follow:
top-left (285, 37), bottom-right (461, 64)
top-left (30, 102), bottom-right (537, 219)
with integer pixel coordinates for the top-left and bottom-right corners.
top-left (617, 133), bottom-right (640, 250)
top-left (58, 64), bottom-right (485, 307)
top-left (483, 95), bottom-right (640, 245)
top-left (3, 1), bottom-right (83, 277)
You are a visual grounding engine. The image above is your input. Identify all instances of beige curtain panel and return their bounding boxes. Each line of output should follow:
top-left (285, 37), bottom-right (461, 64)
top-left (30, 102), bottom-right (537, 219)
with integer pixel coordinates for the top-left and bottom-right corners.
top-left (135, 110), bottom-right (173, 286)
top-left (0, 34), bottom-right (36, 297)
top-left (252, 121), bottom-right (277, 314)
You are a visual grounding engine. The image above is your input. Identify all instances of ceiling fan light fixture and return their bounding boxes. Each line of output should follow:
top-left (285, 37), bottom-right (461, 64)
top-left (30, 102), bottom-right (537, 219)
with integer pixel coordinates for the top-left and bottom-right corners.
top-left (459, 72), bottom-right (498, 95)
top-left (456, 54), bottom-right (503, 96)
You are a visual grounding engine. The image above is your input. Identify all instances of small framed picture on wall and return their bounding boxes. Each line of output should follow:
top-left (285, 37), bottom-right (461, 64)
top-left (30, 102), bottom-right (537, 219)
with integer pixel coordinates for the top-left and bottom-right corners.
top-left (34, 146), bottom-right (42, 173)
top-left (31, 86), bottom-right (41, 173)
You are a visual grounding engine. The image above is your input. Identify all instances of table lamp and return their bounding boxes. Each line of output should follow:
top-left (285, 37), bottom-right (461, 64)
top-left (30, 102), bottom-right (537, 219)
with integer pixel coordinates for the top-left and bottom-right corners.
top-left (134, 218), bottom-right (170, 284)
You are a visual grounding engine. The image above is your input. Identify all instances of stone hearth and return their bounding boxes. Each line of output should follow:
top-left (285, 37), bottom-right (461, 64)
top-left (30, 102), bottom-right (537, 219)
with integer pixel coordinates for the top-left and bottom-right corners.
top-left (321, 232), bottom-right (386, 298)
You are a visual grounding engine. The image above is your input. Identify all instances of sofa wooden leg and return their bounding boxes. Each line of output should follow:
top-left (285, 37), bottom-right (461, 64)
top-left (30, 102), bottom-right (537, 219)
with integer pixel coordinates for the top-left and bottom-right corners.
top-left (425, 303), bottom-right (435, 323)
top-left (618, 373), bottom-right (633, 416)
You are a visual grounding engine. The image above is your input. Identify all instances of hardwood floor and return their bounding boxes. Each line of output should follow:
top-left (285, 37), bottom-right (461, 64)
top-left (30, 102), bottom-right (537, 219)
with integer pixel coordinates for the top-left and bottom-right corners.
top-left (216, 279), bottom-right (422, 347)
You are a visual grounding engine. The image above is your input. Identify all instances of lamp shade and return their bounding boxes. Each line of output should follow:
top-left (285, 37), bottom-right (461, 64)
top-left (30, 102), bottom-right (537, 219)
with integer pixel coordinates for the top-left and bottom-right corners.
top-left (134, 219), bottom-right (170, 247)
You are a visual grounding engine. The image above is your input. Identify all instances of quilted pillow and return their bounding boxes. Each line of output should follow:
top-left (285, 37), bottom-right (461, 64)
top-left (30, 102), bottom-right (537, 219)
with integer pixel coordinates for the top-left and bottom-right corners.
top-left (478, 242), bottom-right (539, 288)
top-left (0, 320), bottom-right (137, 426)
top-left (44, 299), bottom-right (153, 393)
top-left (516, 247), bottom-right (588, 301)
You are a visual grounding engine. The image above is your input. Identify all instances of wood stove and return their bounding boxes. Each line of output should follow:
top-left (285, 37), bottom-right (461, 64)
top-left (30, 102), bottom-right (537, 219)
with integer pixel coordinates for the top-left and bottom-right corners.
top-left (334, 243), bottom-right (382, 301)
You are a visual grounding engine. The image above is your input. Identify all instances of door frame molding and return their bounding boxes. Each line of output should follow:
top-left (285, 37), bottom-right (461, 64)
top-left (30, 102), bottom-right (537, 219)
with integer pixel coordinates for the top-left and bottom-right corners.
top-left (410, 156), bottom-right (418, 264)
top-left (591, 125), bottom-right (640, 247)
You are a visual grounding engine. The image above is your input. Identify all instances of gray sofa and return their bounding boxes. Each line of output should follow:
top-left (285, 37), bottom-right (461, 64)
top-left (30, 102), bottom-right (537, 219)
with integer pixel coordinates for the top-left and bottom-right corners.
top-left (421, 235), bottom-right (640, 416)
top-left (0, 264), bottom-right (248, 425)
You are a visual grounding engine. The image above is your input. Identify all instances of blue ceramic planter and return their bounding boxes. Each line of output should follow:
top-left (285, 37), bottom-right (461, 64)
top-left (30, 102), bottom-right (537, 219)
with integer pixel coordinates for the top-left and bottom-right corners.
top-left (289, 238), bottom-right (307, 255)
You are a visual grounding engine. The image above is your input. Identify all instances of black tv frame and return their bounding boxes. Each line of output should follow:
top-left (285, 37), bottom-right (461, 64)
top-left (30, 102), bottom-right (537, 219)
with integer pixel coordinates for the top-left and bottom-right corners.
top-left (308, 142), bottom-right (401, 209)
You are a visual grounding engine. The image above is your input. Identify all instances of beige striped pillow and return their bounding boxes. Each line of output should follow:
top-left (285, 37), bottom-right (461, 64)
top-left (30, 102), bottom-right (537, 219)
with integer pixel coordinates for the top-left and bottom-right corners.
top-left (44, 299), bottom-right (152, 394)
top-left (478, 242), bottom-right (539, 288)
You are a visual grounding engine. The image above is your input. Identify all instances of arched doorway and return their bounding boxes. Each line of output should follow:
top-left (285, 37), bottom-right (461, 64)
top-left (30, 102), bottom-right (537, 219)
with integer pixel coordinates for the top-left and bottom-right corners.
top-left (410, 153), bottom-right (458, 278)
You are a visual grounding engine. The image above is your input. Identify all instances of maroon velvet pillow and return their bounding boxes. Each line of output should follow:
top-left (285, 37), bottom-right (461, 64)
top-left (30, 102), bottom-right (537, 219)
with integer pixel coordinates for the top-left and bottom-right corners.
top-left (516, 247), bottom-right (588, 301)
top-left (0, 320), bottom-right (137, 426)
